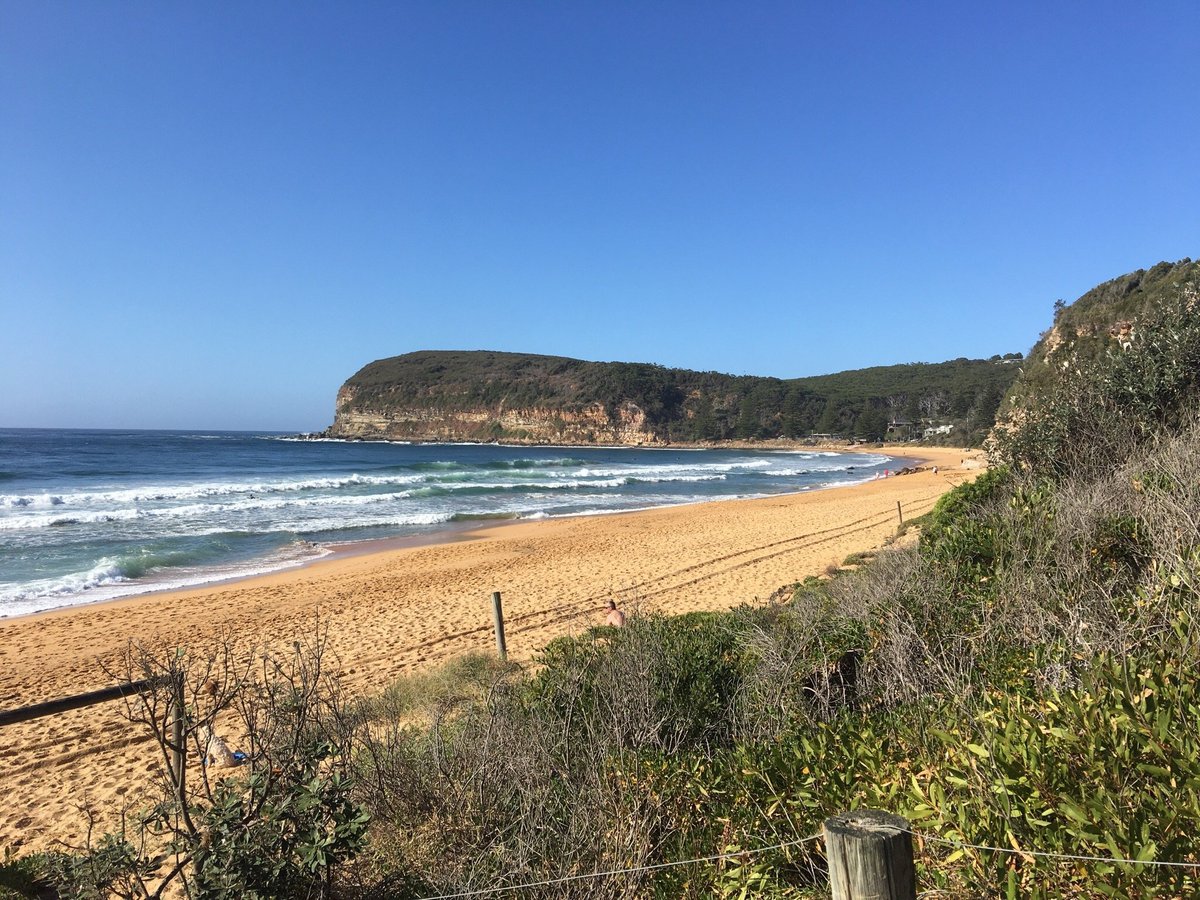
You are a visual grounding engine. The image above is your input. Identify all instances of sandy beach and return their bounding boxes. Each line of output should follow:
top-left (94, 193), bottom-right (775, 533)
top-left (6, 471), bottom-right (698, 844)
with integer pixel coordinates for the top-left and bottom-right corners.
top-left (0, 445), bottom-right (979, 854)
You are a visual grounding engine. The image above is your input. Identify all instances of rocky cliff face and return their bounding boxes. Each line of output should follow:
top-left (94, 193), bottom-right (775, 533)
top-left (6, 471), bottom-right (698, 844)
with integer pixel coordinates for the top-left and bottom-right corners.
top-left (326, 384), bottom-right (660, 445)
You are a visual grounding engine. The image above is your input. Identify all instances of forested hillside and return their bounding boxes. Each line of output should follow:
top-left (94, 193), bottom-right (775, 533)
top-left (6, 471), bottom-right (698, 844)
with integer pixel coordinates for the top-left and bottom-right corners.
top-left (328, 350), bottom-right (1021, 445)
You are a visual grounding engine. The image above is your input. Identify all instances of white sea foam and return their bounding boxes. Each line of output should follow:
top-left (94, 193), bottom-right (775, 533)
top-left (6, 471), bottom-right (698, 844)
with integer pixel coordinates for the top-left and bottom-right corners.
top-left (624, 473), bottom-right (726, 484)
top-left (270, 511), bottom-right (456, 533)
top-left (0, 558), bottom-right (129, 610)
top-left (4, 436), bottom-right (898, 616)
top-left (0, 508), bottom-right (141, 531)
top-left (571, 461), bottom-right (762, 480)
top-left (0, 542), bottom-right (334, 618)
top-left (3, 493), bottom-right (66, 508)
top-left (0, 472), bottom-right (429, 509)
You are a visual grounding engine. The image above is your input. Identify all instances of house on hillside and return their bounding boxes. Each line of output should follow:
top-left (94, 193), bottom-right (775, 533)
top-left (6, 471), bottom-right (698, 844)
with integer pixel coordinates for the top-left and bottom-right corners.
top-left (924, 423), bottom-right (954, 438)
top-left (886, 420), bottom-right (919, 441)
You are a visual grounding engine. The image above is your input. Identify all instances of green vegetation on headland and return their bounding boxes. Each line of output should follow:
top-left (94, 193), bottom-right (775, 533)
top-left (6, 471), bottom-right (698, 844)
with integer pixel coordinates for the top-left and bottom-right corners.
top-left (5, 258), bottom-right (1200, 899)
top-left (327, 349), bottom-right (1022, 446)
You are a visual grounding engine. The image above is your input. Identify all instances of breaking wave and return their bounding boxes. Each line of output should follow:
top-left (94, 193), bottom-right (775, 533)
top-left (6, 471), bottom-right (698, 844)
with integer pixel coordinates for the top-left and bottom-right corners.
top-left (2, 432), bottom-right (898, 615)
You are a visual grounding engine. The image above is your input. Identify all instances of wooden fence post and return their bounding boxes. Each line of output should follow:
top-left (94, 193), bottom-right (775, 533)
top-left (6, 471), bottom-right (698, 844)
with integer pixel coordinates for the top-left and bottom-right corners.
top-left (897, 500), bottom-right (904, 527)
top-left (491, 591), bottom-right (508, 661)
top-left (824, 809), bottom-right (915, 900)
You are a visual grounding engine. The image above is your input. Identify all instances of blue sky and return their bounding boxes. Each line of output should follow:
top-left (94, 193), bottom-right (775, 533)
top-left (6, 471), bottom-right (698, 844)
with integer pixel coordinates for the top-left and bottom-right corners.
top-left (2, 2), bottom-right (1197, 431)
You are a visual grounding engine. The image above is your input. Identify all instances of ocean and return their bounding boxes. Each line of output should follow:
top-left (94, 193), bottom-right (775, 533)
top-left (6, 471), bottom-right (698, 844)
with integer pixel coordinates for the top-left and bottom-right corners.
top-left (0, 429), bottom-right (897, 617)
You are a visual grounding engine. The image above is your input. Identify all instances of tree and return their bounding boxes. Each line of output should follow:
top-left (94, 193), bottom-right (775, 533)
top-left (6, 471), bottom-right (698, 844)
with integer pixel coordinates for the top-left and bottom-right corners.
top-left (814, 400), bottom-right (843, 435)
top-left (853, 403), bottom-right (888, 441)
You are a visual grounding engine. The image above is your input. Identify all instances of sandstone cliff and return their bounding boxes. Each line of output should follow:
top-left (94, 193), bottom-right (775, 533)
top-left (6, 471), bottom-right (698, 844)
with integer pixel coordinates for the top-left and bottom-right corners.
top-left (329, 385), bottom-right (658, 444)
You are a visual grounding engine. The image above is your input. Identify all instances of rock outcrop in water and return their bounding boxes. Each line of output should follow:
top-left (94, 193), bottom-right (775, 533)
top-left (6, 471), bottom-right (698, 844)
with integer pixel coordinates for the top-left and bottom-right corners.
top-left (323, 350), bottom-right (1021, 445)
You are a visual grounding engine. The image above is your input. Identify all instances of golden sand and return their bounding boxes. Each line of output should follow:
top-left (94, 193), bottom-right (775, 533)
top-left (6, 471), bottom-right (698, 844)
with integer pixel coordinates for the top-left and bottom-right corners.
top-left (0, 445), bottom-right (980, 853)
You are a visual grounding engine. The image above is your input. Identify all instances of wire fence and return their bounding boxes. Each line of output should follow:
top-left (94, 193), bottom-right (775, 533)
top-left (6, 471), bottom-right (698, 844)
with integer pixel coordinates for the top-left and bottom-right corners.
top-left (907, 827), bottom-right (1200, 871)
top-left (410, 822), bottom-right (1200, 900)
top-left (416, 832), bottom-right (825, 900)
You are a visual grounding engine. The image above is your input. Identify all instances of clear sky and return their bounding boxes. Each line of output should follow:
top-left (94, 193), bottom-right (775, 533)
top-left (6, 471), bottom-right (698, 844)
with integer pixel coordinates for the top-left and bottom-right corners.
top-left (2, 2), bottom-right (1197, 431)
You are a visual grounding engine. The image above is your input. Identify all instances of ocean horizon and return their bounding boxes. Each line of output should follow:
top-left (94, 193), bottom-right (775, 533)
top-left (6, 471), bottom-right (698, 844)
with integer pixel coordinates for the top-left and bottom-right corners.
top-left (0, 428), bottom-right (900, 617)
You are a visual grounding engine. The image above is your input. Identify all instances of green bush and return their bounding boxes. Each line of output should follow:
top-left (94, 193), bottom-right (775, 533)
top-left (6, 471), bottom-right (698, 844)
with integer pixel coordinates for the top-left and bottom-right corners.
top-left (188, 742), bottom-right (369, 899)
top-left (908, 622), bottom-right (1200, 898)
top-left (636, 608), bottom-right (1200, 898)
top-left (527, 612), bottom-right (748, 752)
top-left (0, 851), bottom-right (53, 899)
top-left (921, 466), bottom-right (1012, 550)
top-left (1080, 513), bottom-right (1149, 586)
top-left (40, 836), bottom-right (148, 900)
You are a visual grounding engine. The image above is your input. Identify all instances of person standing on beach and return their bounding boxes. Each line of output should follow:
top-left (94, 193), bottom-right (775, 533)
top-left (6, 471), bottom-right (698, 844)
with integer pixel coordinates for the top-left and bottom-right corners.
top-left (605, 599), bottom-right (626, 627)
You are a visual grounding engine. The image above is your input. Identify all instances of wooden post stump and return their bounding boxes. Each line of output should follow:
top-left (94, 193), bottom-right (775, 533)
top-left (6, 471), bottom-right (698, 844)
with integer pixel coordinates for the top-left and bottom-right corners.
top-left (824, 809), bottom-right (915, 900)
top-left (491, 591), bottom-right (508, 661)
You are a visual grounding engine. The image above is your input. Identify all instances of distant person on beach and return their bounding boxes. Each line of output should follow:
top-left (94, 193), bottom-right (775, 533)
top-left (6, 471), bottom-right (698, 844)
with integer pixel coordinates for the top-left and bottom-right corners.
top-left (605, 599), bottom-right (626, 628)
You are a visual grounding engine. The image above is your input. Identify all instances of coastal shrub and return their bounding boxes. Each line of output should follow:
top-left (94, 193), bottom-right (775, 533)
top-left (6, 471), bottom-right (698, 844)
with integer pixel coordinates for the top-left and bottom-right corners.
top-left (908, 621), bottom-right (1200, 898)
top-left (55, 632), bottom-right (372, 899)
top-left (350, 635), bottom-right (696, 898)
top-left (351, 652), bottom-right (515, 725)
top-left (37, 835), bottom-right (149, 900)
top-left (352, 609), bottom-right (871, 897)
top-left (187, 742), bottom-right (369, 899)
top-left (0, 852), bottom-right (48, 900)
top-left (527, 612), bottom-right (748, 753)
top-left (809, 429), bottom-right (1199, 704)
top-left (0, 854), bottom-right (79, 900)
top-left (641, 596), bottom-right (1200, 897)
top-left (1080, 513), bottom-right (1149, 585)
top-left (733, 598), bottom-right (867, 742)
top-left (920, 465), bottom-right (1012, 552)
top-left (638, 703), bottom-right (931, 898)
top-left (841, 550), bottom-right (875, 567)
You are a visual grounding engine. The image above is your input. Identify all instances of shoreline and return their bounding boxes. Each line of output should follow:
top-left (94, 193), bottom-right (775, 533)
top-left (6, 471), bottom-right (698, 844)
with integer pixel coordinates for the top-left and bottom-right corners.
top-left (0, 444), bottom-right (979, 853)
top-left (2, 444), bottom-right (923, 623)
